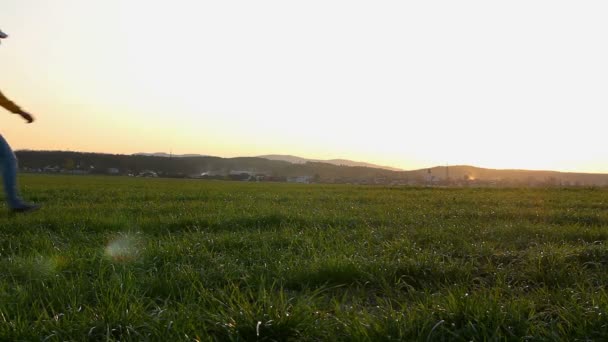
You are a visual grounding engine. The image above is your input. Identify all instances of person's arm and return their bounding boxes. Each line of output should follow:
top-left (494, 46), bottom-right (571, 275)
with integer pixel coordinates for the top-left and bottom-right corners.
top-left (0, 90), bottom-right (34, 123)
top-left (0, 89), bottom-right (23, 114)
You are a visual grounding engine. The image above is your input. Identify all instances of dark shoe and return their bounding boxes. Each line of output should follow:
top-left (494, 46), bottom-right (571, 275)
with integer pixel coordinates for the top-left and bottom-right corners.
top-left (11, 203), bottom-right (41, 214)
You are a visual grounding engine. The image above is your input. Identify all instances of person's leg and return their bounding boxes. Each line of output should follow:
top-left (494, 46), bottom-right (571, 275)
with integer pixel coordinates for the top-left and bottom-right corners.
top-left (0, 134), bottom-right (25, 208)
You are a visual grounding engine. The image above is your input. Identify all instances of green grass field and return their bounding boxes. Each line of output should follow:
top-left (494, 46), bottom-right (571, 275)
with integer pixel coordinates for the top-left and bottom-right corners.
top-left (1, 175), bottom-right (608, 341)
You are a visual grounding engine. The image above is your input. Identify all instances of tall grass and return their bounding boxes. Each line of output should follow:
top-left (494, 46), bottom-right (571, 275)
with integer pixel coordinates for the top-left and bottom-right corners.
top-left (0, 175), bottom-right (607, 340)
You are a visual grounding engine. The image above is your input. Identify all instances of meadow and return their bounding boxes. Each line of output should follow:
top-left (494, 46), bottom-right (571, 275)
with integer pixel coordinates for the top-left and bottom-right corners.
top-left (1, 174), bottom-right (608, 341)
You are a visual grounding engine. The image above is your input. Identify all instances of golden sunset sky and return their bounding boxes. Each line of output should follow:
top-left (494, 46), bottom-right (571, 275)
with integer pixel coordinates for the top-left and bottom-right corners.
top-left (1, 1), bottom-right (607, 172)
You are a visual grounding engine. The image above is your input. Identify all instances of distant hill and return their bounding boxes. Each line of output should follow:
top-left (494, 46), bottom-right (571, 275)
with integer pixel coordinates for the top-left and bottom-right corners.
top-left (406, 165), bottom-right (608, 186)
top-left (134, 152), bottom-right (207, 158)
top-left (258, 154), bottom-right (404, 171)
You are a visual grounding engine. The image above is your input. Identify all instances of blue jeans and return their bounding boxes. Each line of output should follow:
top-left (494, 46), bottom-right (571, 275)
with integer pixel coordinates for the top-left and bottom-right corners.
top-left (0, 134), bottom-right (25, 208)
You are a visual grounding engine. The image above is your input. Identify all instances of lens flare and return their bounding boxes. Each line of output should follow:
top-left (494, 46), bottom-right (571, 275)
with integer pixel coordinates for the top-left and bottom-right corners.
top-left (104, 233), bottom-right (141, 262)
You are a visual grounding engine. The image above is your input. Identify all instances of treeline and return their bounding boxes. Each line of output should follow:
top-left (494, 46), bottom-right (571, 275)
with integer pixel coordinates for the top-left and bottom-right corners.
top-left (15, 150), bottom-right (608, 186)
top-left (14, 150), bottom-right (404, 181)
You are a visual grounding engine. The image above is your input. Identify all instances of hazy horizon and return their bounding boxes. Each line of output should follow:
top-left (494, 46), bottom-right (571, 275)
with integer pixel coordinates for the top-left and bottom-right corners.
top-left (2, 1), bottom-right (607, 173)
top-left (16, 148), bottom-right (608, 175)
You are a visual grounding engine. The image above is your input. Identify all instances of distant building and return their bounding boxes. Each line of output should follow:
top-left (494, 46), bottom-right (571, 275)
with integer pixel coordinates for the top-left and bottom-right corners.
top-left (200, 170), bottom-right (227, 177)
top-left (287, 176), bottom-right (313, 184)
top-left (43, 165), bottom-right (60, 173)
top-left (138, 170), bottom-right (158, 177)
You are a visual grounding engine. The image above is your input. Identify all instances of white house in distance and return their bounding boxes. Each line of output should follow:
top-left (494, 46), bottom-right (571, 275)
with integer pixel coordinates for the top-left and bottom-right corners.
top-left (200, 170), bottom-right (227, 177)
top-left (43, 165), bottom-right (60, 173)
top-left (287, 176), bottom-right (313, 184)
top-left (138, 170), bottom-right (158, 177)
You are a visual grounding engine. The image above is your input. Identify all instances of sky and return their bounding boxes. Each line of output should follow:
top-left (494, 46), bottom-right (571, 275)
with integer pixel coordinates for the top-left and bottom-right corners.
top-left (1, 0), bottom-right (607, 173)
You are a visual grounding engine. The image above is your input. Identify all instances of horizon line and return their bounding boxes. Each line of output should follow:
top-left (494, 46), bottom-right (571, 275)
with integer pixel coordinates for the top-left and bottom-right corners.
top-left (14, 149), bottom-right (608, 176)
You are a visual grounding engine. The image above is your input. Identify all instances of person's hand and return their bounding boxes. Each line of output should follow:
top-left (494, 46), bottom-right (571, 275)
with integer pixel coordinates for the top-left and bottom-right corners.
top-left (19, 111), bottom-right (35, 123)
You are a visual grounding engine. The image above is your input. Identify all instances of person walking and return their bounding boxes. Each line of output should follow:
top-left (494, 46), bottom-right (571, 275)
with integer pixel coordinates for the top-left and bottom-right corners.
top-left (0, 29), bottom-right (40, 213)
